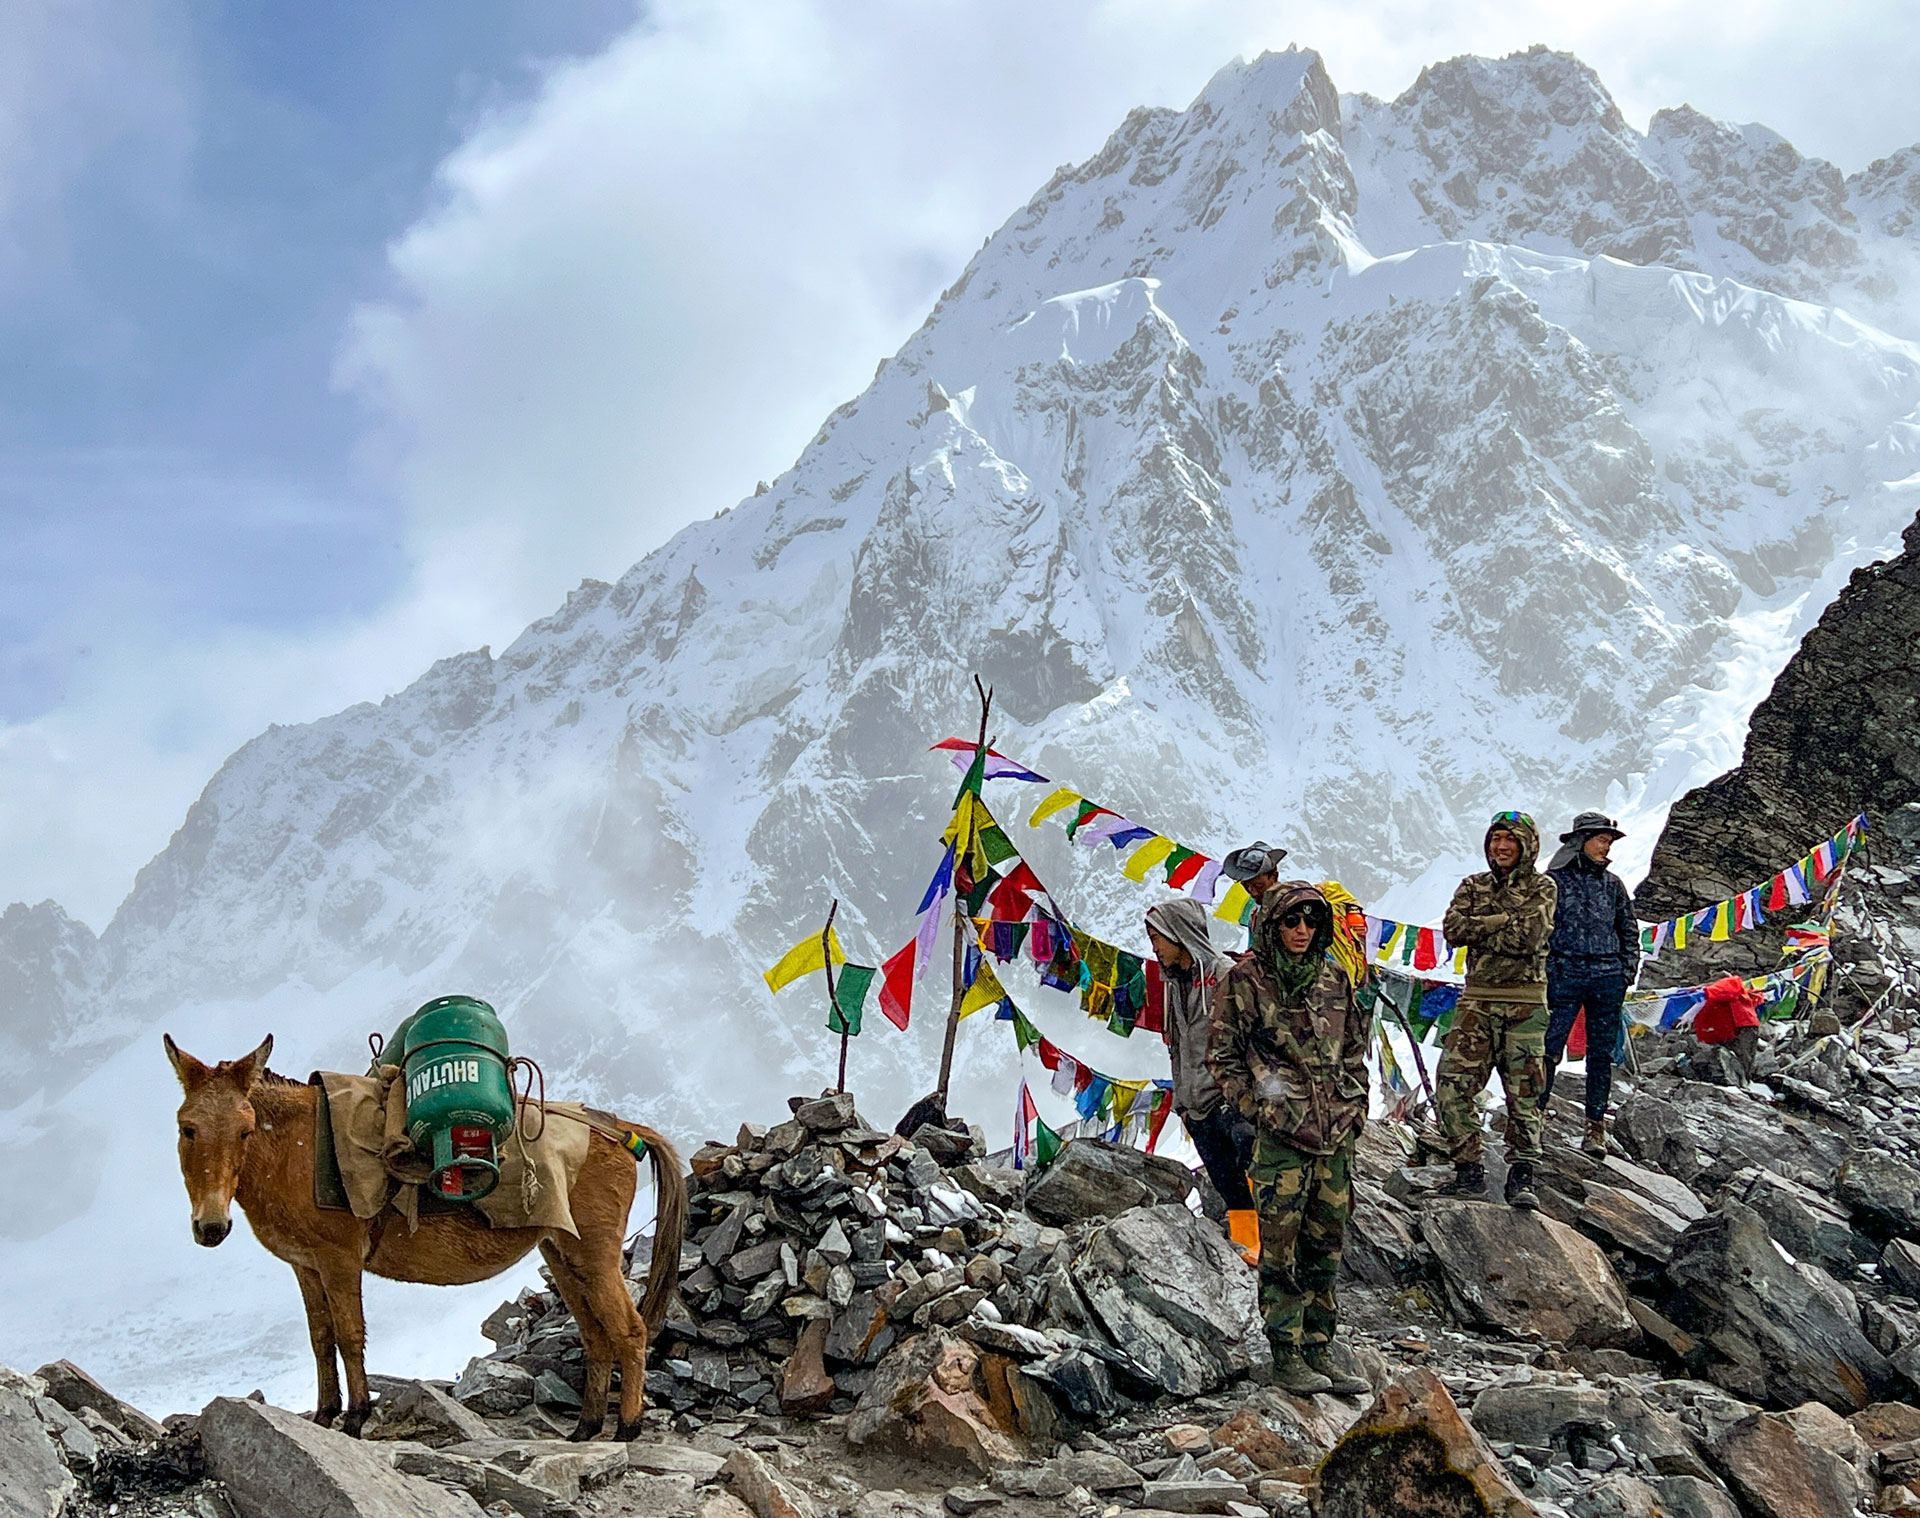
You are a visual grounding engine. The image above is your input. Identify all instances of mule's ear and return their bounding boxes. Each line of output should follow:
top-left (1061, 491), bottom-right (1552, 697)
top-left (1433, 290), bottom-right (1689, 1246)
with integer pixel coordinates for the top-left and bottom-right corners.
top-left (230, 1034), bottom-right (274, 1090)
top-left (164, 1033), bottom-right (209, 1089)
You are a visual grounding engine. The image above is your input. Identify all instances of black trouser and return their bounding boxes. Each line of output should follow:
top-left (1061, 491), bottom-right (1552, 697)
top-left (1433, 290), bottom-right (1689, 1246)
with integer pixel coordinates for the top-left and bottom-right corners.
top-left (1542, 962), bottom-right (1628, 1121)
top-left (1186, 1106), bottom-right (1254, 1210)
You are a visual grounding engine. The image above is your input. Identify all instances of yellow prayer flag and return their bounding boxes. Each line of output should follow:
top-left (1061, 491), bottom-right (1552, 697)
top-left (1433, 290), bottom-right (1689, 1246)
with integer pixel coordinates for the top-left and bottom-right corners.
top-left (763, 927), bottom-right (846, 993)
top-left (1213, 880), bottom-right (1251, 924)
top-left (1672, 915), bottom-right (1687, 950)
top-left (958, 958), bottom-right (1005, 1019)
top-left (1028, 787), bottom-right (1082, 828)
top-left (1121, 835), bottom-right (1178, 883)
top-left (1710, 901), bottom-right (1732, 941)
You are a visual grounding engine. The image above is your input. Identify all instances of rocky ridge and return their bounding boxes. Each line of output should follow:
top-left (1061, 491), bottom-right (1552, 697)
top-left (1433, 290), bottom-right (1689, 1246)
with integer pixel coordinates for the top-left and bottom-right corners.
top-left (17, 996), bottom-right (1920, 1518)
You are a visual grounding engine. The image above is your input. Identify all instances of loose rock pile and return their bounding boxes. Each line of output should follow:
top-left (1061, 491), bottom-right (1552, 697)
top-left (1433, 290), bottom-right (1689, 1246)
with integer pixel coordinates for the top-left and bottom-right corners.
top-left (16, 1002), bottom-right (1920, 1518)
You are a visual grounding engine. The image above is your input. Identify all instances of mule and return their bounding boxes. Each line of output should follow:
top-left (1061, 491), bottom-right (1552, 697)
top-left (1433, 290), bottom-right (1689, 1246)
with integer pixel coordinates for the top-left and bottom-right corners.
top-left (164, 1034), bottom-right (685, 1440)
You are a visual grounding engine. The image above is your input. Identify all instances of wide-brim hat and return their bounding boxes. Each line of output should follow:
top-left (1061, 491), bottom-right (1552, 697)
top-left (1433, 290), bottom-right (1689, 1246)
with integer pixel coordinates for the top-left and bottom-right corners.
top-left (1560, 810), bottom-right (1625, 843)
top-left (1221, 841), bottom-right (1289, 881)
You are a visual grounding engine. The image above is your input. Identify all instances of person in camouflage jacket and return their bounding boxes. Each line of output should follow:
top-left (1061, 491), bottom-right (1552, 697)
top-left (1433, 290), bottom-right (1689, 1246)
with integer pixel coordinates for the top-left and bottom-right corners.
top-left (1434, 812), bottom-right (1558, 1210)
top-left (1208, 882), bottom-right (1370, 1398)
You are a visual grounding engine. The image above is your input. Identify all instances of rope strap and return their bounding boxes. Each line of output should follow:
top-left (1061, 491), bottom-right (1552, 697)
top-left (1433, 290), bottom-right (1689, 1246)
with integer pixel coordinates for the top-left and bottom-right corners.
top-left (623, 1131), bottom-right (648, 1157)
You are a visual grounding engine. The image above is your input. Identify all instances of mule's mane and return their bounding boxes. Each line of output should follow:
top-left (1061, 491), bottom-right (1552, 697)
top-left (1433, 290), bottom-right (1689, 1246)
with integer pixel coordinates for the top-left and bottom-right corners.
top-left (254, 1068), bottom-right (307, 1090)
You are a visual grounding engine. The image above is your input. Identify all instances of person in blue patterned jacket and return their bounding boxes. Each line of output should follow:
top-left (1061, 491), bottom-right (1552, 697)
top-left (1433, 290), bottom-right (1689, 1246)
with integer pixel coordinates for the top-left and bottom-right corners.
top-left (1541, 811), bottom-right (1640, 1158)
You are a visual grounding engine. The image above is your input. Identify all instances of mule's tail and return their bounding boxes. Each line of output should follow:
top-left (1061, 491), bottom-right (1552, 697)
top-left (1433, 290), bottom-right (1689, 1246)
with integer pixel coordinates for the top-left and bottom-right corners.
top-left (626, 1123), bottom-right (686, 1336)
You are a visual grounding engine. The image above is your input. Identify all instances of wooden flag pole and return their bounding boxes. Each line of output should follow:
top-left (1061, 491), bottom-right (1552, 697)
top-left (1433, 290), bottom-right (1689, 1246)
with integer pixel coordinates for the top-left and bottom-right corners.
top-left (936, 675), bottom-right (992, 1101)
top-left (820, 899), bottom-right (847, 1095)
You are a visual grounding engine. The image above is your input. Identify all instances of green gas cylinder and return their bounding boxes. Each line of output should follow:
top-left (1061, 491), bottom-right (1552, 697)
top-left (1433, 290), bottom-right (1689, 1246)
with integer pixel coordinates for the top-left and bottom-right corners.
top-left (397, 994), bottom-right (515, 1201)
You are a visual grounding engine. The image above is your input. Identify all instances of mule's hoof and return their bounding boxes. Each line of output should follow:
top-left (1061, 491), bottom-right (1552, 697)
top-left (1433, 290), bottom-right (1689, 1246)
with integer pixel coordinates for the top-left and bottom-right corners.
top-left (614, 1419), bottom-right (645, 1442)
top-left (567, 1420), bottom-right (605, 1443)
top-left (340, 1407), bottom-right (371, 1439)
top-left (309, 1407), bottom-right (340, 1429)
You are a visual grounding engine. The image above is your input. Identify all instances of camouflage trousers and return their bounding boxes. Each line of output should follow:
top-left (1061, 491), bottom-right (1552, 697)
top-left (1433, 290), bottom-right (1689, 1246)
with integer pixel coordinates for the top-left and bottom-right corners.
top-left (1435, 997), bottom-right (1547, 1164)
top-left (1247, 1132), bottom-right (1354, 1351)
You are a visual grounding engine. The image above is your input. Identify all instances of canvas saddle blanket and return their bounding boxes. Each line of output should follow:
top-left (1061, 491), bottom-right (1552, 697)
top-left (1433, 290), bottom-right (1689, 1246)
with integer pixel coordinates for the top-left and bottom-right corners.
top-left (310, 1069), bottom-right (594, 1237)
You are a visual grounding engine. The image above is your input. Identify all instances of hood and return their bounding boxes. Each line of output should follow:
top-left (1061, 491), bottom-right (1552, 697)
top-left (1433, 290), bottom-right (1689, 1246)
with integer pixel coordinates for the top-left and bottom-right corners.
top-left (1483, 813), bottom-right (1541, 877)
top-left (1145, 898), bottom-right (1231, 977)
top-left (1250, 880), bottom-right (1335, 964)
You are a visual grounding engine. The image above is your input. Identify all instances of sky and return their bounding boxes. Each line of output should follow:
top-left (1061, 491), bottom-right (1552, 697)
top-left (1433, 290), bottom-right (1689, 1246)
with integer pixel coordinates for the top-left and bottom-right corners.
top-left (4, 0), bottom-right (1920, 928)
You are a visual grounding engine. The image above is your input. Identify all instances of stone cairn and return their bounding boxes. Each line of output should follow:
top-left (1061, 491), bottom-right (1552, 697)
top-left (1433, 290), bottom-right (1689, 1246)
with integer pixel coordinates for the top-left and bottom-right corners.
top-left (470, 1089), bottom-right (1192, 1426)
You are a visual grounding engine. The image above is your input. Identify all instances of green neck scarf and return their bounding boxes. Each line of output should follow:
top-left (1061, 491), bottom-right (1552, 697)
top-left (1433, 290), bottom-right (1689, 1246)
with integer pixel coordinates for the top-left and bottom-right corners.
top-left (1272, 949), bottom-right (1319, 1002)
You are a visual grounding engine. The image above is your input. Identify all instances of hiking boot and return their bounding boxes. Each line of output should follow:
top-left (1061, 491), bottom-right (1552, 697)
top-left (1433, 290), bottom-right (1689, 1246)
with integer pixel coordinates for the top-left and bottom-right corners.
top-left (1505, 1160), bottom-right (1540, 1211)
top-left (1439, 1161), bottom-right (1487, 1198)
top-left (1302, 1346), bottom-right (1371, 1398)
top-left (1268, 1346), bottom-right (1333, 1396)
top-left (1582, 1120), bottom-right (1607, 1159)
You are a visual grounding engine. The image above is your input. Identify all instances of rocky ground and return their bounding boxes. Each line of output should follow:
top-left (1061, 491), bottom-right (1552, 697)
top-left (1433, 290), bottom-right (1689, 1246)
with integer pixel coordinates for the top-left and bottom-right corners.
top-left (9, 992), bottom-right (1920, 1518)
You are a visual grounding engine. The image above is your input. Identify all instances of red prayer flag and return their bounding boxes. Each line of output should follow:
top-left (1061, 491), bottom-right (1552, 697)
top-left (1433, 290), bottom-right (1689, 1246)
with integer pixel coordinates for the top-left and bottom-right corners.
top-left (1767, 871), bottom-right (1787, 912)
top-left (1166, 852), bottom-right (1210, 889)
top-left (1146, 1091), bottom-right (1173, 1153)
top-left (879, 941), bottom-right (916, 1030)
top-left (1567, 1007), bottom-right (1588, 1059)
top-left (1036, 1037), bottom-right (1063, 1072)
top-left (988, 861), bottom-right (1043, 922)
top-left (1413, 927), bottom-right (1439, 973)
top-left (1139, 961), bottom-right (1166, 1038)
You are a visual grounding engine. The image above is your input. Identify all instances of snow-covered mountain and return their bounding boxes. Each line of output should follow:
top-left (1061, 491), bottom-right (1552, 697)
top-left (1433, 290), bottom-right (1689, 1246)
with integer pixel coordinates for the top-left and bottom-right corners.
top-left (9, 45), bottom-right (1920, 1409)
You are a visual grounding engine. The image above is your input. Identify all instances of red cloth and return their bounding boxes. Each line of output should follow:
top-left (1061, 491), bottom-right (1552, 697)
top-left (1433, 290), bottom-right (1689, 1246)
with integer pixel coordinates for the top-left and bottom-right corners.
top-left (1139, 961), bottom-right (1166, 1038)
top-left (1566, 1008), bottom-right (1588, 1059)
top-left (878, 941), bottom-right (916, 1030)
top-left (1694, 975), bottom-right (1761, 1046)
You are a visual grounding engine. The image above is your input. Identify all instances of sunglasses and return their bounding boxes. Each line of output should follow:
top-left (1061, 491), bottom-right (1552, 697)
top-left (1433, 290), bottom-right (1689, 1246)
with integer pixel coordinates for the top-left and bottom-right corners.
top-left (1490, 811), bottom-right (1534, 830)
top-left (1277, 908), bottom-right (1323, 929)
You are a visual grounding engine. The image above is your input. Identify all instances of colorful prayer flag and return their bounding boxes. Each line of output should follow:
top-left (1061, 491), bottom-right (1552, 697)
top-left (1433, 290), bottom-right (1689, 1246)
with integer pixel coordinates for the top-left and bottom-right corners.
top-left (878, 941), bottom-right (915, 1030)
top-left (958, 958), bottom-right (1006, 1019)
top-left (763, 927), bottom-right (847, 993)
top-left (1028, 788), bottom-right (1082, 827)
top-left (1213, 879), bottom-right (1252, 925)
top-left (1122, 836), bottom-right (1178, 881)
top-left (828, 963), bottom-right (875, 1036)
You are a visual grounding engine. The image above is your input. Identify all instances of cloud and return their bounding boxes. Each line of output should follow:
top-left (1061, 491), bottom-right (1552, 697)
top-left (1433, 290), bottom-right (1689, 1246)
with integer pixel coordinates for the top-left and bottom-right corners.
top-left (342, 0), bottom-right (1920, 642)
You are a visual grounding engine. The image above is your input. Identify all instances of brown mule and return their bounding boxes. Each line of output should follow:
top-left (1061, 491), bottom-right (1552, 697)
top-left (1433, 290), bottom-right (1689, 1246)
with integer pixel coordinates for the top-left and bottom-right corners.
top-left (164, 1034), bottom-right (685, 1441)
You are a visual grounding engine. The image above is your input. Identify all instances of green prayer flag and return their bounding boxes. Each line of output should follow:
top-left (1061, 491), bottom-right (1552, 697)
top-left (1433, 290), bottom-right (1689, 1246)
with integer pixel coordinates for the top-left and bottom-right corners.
top-left (827, 964), bottom-right (876, 1036)
top-left (979, 823), bottom-right (1017, 866)
top-left (1161, 844), bottom-right (1195, 882)
top-left (1011, 1006), bottom-right (1041, 1052)
top-left (1034, 1113), bottom-right (1063, 1169)
top-left (953, 744), bottom-right (988, 806)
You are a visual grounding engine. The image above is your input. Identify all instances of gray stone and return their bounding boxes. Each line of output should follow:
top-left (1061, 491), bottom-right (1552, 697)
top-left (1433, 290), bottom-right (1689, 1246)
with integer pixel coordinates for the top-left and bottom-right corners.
top-left (1068, 1203), bottom-right (1262, 1396)
top-left (1023, 1140), bottom-right (1193, 1226)
top-left (33, 1359), bottom-right (165, 1442)
top-left (531, 1371), bottom-right (581, 1411)
top-left (450, 1358), bottom-right (535, 1416)
top-left (1137, 1481), bottom-right (1239, 1514)
top-left (1051, 1450), bottom-right (1143, 1493)
top-left (377, 1379), bottom-right (493, 1445)
top-left (199, 1396), bottom-right (486, 1518)
top-left (1724, 1168), bottom-right (1871, 1277)
top-left (1469, 1380), bottom-right (1613, 1448)
top-left (1577, 1182), bottom-right (1690, 1262)
top-left (1836, 1147), bottom-right (1920, 1237)
top-left (794, 1093), bottom-right (856, 1133)
top-left (1423, 1200), bottom-right (1638, 1348)
top-left (1705, 1404), bottom-right (1865, 1518)
top-left (1022, 1348), bottom-right (1119, 1419)
top-left (1653, 1475), bottom-right (1740, 1518)
top-left (1613, 1084), bottom-right (1846, 1194)
top-left (0, 1372), bottom-right (74, 1518)
top-left (627, 1443), bottom-right (728, 1480)
top-left (1883, 1237), bottom-right (1920, 1294)
top-left (1566, 1474), bottom-right (1661, 1517)
top-left (1663, 1201), bottom-right (1897, 1412)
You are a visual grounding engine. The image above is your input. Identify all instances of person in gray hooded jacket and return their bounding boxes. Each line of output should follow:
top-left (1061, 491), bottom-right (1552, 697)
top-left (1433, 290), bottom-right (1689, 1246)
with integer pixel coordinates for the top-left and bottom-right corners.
top-left (1145, 897), bottom-right (1257, 1263)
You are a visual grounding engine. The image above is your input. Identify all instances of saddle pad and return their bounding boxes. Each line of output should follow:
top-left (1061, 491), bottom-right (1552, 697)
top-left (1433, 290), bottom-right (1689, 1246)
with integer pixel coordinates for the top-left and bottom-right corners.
top-left (311, 1071), bottom-right (593, 1237)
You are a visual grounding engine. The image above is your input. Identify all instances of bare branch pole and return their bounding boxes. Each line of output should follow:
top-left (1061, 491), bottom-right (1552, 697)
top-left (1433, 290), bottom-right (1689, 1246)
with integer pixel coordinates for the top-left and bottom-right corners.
top-left (937, 674), bottom-right (992, 1102)
top-left (820, 899), bottom-right (847, 1095)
